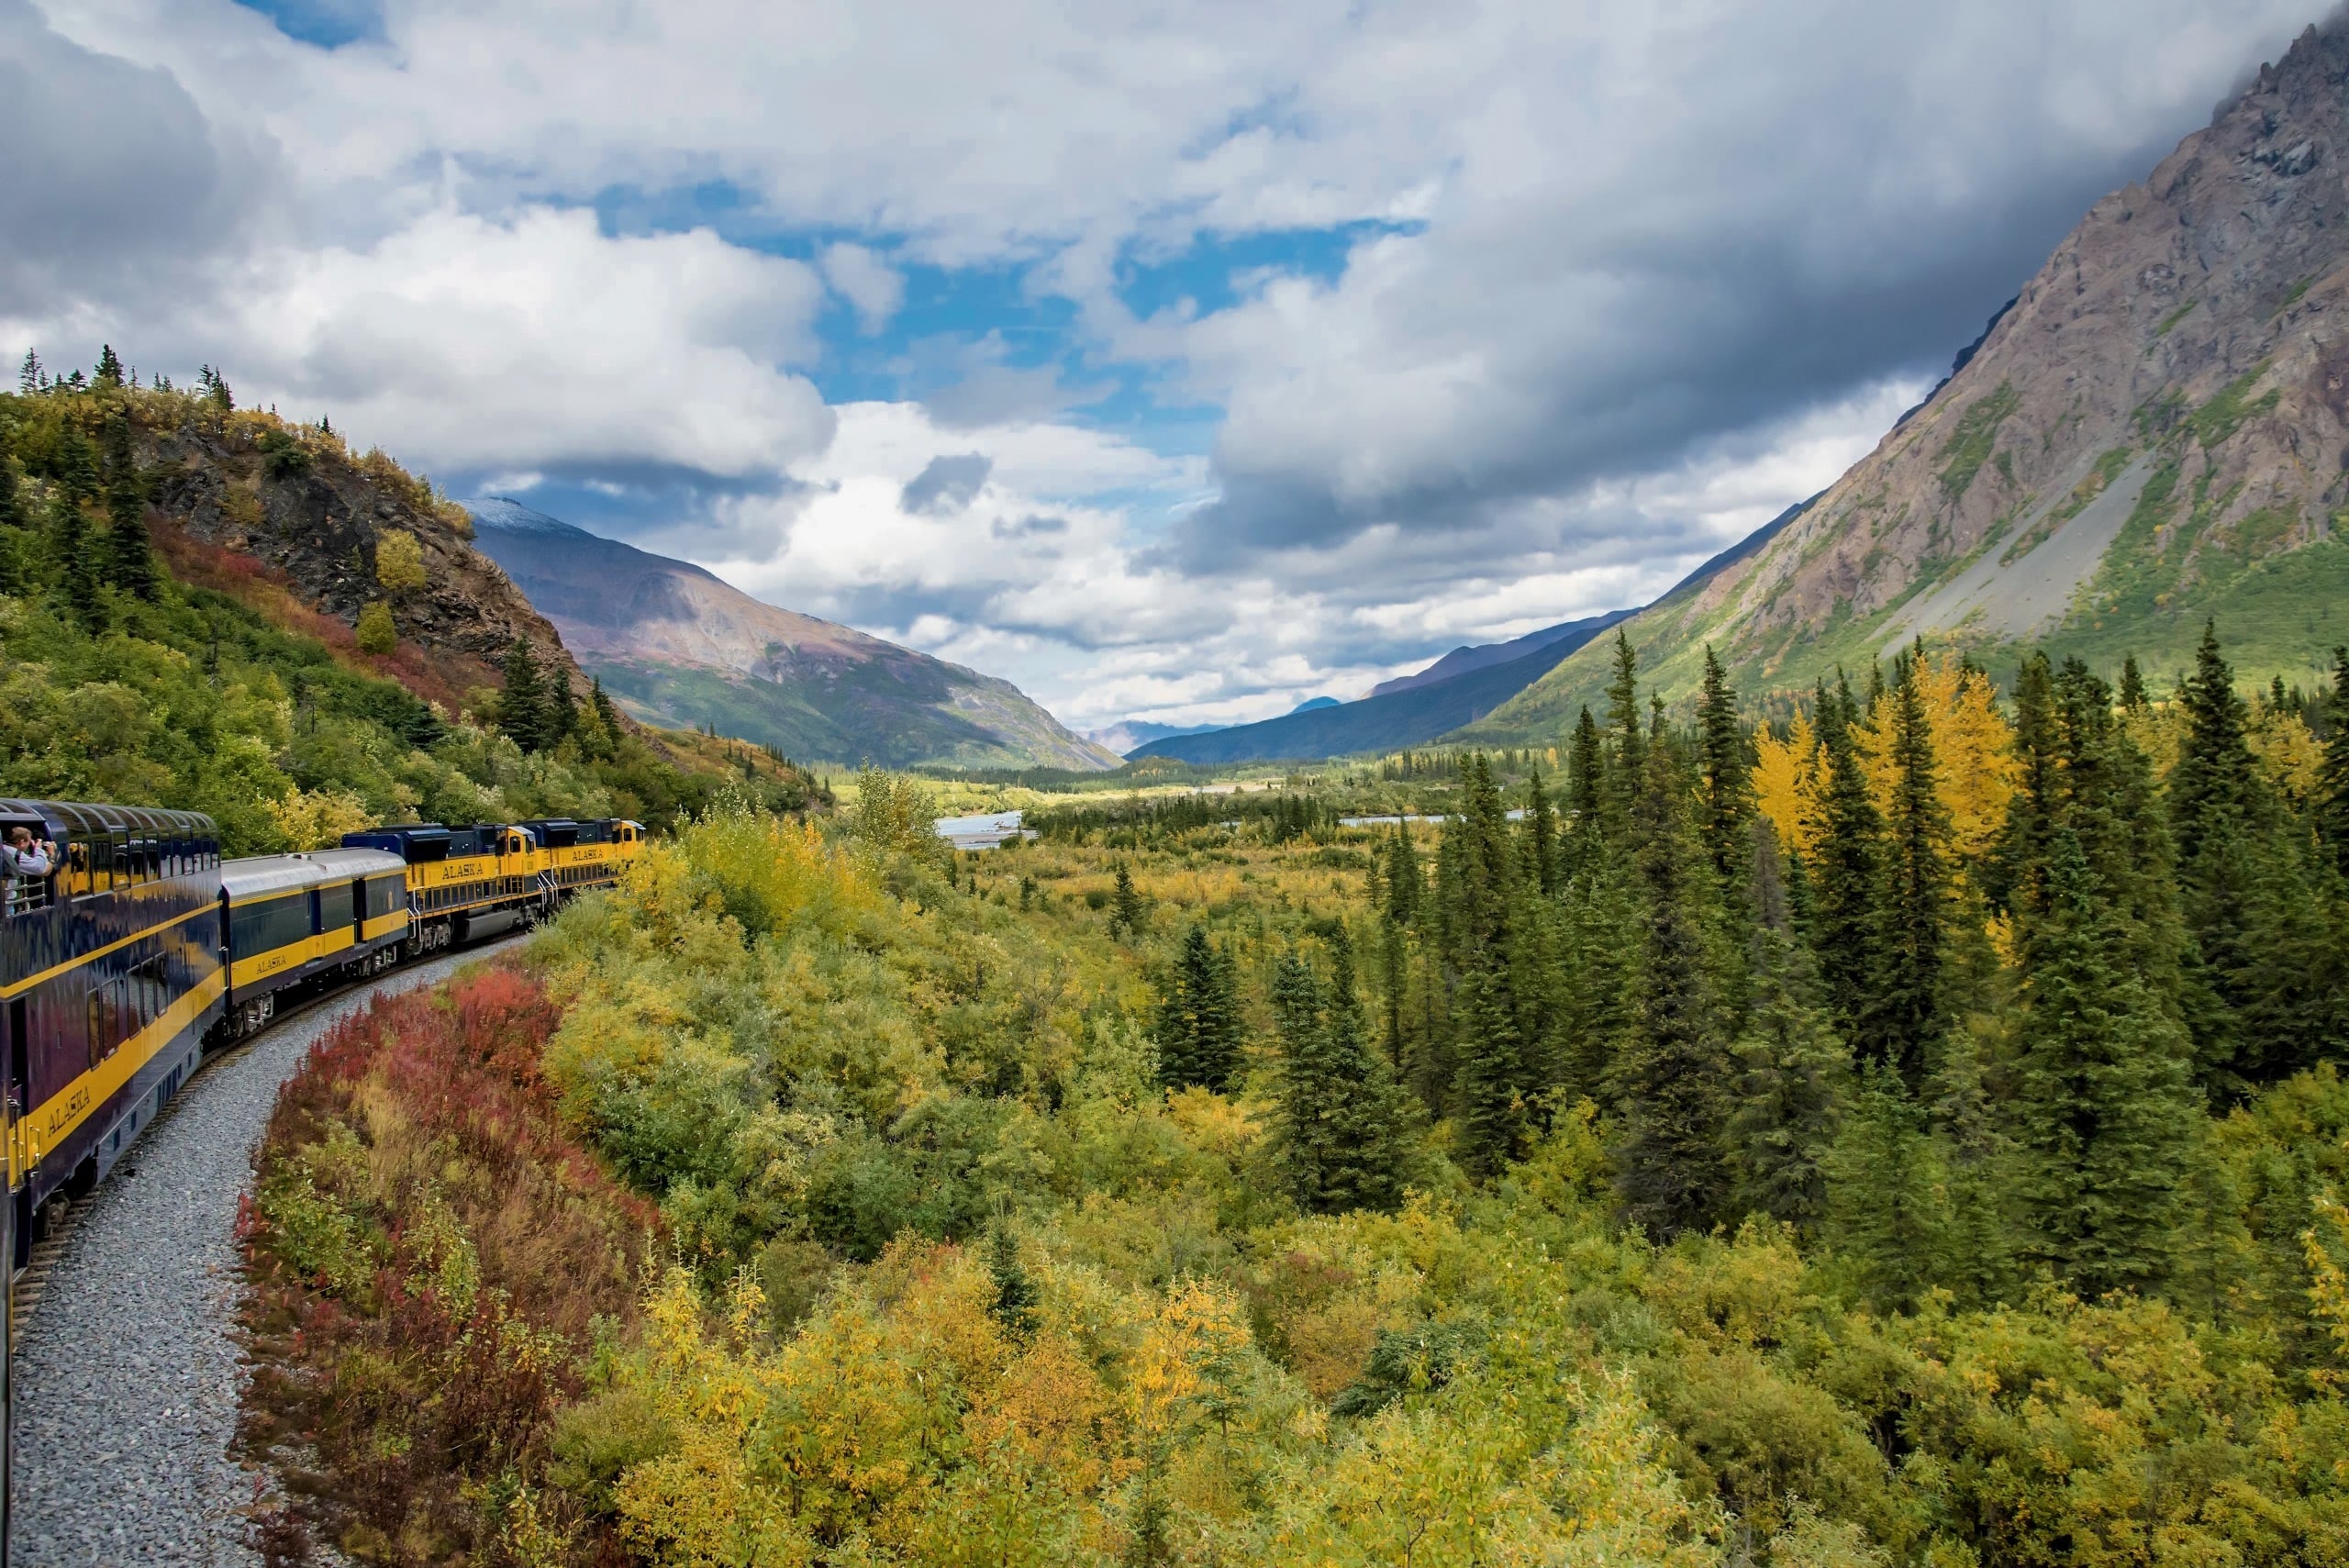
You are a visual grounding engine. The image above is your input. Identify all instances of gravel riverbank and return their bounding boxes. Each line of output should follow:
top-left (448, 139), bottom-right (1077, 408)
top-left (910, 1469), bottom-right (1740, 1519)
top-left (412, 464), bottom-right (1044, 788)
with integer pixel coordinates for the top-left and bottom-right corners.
top-left (11, 942), bottom-right (517, 1567)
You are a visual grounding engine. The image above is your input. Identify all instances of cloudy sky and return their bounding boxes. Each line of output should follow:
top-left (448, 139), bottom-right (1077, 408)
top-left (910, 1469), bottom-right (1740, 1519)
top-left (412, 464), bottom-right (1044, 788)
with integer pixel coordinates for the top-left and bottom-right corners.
top-left (1, 0), bottom-right (2327, 733)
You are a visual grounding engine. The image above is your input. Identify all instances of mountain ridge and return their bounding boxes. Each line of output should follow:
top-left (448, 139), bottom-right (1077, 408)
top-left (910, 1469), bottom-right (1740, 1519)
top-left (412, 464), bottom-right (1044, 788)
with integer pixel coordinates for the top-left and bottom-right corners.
top-left (1464, 20), bottom-right (2349, 741)
top-left (1130, 606), bottom-right (1634, 764)
top-left (466, 499), bottom-right (1119, 772)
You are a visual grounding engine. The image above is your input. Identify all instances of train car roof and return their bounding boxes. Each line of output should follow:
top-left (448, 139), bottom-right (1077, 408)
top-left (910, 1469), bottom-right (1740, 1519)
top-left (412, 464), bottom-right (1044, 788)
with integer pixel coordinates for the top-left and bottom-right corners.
top-left (219, 855), bottom-right (336, 901)
top-left (0, 797), bottom-right (217, 839)
top-left (295, 848), bottom-right (407, 878)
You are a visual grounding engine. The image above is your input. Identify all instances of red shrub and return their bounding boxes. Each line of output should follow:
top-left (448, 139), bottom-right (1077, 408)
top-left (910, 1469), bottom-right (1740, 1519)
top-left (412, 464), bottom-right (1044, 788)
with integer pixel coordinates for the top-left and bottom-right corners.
top-left (239, 962), bottom-right (656, 1565)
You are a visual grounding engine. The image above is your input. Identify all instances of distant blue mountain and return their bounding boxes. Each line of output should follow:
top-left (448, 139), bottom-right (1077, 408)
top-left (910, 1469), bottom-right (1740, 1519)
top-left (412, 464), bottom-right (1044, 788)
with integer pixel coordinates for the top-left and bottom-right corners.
top-left (1289, 695), bottom-right (1340, 713)
top-left (1368, 618), bottom-right (1608, 699)
top-left (1129, 607), bottom-right (1635, 765)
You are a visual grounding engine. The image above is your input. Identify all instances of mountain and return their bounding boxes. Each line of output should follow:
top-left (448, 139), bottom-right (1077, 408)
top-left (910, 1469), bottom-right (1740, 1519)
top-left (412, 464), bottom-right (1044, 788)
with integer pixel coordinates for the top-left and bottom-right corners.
top-left (1130, 607), bottom-right (1634, 764)
top-left (466, 499), bottom-right (1119, 772)
top-left (1369, 612), bottom-right (1634, 699)
top-left (1467, 22), bottom-right (2349, 740)
top-left (1290, 695), bottom-right (1341, 713)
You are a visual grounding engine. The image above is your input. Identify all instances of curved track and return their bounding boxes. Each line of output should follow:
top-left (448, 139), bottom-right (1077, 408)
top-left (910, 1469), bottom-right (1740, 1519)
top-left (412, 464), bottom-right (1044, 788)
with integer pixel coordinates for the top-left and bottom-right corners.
top-left (10, 940), bottom-right (520, 1567)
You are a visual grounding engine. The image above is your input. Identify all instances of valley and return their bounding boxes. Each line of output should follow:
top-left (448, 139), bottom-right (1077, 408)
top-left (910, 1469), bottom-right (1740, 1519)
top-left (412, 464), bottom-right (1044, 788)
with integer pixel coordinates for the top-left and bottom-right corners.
top-left (13, 10), bottom-right (2349, 1568)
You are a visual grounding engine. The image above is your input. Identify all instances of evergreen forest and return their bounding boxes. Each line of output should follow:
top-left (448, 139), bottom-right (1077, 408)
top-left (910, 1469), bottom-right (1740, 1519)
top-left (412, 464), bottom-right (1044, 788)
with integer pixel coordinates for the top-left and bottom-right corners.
top-left (239, 624), bottom-right (2349, 1567)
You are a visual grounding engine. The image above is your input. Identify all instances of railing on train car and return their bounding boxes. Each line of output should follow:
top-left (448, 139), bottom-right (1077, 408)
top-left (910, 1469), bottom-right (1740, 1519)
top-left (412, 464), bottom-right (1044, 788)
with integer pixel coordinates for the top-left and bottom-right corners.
top-left (2, 874), bottom-right (50, 918)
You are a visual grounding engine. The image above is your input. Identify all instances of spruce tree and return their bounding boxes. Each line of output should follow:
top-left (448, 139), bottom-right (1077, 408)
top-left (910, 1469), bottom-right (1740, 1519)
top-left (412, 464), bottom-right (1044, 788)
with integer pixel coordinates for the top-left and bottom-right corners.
top-left (1995, 652), bottom-right (2061, 921)
top-left (101, 411), bottom-right (159, 601)
top-left (57, 424), bottom-right (99, 507)
top-left (590, 677), bottom-right (623, 745)
top-left (1696, 645), bottom-right (1756, 904)
top-left (93, 345), bottom-right (124, 388)
top-left (1726, 824), bottom-right (1845, 1231)
top-left (1867, 646), bottom-right (1950, 1087)
top-left (2172, 623), bottom-right (2260, 862)
top-left (1110, 862), bottom-right (1146, 939)
top-left (17, 350), bottom-right (39, 395)
top-left (544, 667), bottom-right (578, 745)
top-left (49, 492), bottom-right (105, 629)
top-left (1823, 1064), bottom-right (1947, 1312)
top-left (1157, 924), bottom-right (1239, 1091)
top-left (1449, 755), bottom-right (1542, 1174)
top-left (1316, 929), bottom-right (1413, 1212)
top-left (1810, 674), bottom-right (1884, 1049)
top-left (1603, 632), bottom-right (1645, 827)
top-left (1379, 827), bottom-right (1420, 1073)
top-left (2169, 624), bottom-right (2277, 1089)
top-left (2320, 647), bottom-right (2349, 881)
top-left (1524, 766), bottom-right (1559, 897)
top-left (1558, 708), bottom-right (1634, 1106)
top-left (1277, 943), bottom-right (1399, 1211)
top-left (2012, 828), bottom-right (2197, 1295)
top-left (1609, 738), bottom-right (1734, 1237)
top-left (2119, 652), bottom-right (2149, 713)
top-left (985, 1219), bottom-right (1038, 1335)
top-left (0, 424), bottom-right (22, 534)
top-left (497, 636), bottom-right (548, 751)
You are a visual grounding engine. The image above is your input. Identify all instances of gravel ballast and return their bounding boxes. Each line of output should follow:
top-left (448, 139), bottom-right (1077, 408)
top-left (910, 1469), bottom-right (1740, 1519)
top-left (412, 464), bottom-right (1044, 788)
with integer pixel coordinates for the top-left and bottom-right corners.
top-left (11, 943), bottom-right (516, 1567)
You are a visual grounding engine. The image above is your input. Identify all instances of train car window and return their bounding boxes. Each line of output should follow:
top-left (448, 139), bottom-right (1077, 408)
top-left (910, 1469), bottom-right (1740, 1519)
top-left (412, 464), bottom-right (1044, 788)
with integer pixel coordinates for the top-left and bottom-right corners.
top-left (317, 880), bottom-right (354, 932)
top-left (87, 976), bottom-right (124, 1069)
top-left (364, 875), bottom-right (403, 920)
top-left (229, 893), bottom-right (315, 960)
top-left (127, 951), bottom-right (169, 1033)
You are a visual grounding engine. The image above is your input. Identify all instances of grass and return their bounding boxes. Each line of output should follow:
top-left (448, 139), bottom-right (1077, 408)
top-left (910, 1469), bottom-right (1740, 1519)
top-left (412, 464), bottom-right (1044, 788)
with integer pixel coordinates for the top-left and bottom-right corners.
top-left (1936, 382), bottom-right (2022, 501)
top-left (2190, 363), bottom-right (2280, 449)
top-left (2155, 299), bottom-right (2199, 338)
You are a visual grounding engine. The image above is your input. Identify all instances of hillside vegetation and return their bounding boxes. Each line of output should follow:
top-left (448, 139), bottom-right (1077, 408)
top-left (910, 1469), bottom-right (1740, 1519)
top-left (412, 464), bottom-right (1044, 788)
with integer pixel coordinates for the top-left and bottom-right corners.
top-left (240, 622), bottom-right (2349, 1567)
top-left (0, 354), bottom-right (820, 844)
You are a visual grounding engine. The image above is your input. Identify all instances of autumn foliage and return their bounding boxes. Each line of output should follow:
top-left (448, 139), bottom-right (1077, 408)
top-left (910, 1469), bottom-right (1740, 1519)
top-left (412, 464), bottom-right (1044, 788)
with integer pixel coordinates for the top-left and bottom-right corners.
top-left (240, 965), bottom-right (659, 1565)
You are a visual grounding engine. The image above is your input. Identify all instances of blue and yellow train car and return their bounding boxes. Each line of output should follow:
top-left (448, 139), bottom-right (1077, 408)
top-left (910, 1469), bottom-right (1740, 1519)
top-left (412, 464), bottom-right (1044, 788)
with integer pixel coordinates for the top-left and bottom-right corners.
top-left (343, 817), bottom-right (641, 950)
top-left (0, 800), bottom-right (225, 1243)
top-left (518, 817), bottom-right (643, 896)
top-left (215, 848), bottom-right (410, 1040)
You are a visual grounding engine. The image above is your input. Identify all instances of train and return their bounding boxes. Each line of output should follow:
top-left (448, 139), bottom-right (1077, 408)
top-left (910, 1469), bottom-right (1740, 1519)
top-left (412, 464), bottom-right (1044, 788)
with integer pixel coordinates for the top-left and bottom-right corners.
top-left (0, 802), bottom-right (642, 1259)
top-left (0, 800), bottom-right (643, 1555)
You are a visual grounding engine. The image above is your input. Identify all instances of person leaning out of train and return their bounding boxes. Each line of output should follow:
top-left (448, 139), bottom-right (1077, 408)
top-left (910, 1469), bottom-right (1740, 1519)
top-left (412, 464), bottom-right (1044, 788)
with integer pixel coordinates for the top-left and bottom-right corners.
top-left (4, 825), bottom-right (58, 915)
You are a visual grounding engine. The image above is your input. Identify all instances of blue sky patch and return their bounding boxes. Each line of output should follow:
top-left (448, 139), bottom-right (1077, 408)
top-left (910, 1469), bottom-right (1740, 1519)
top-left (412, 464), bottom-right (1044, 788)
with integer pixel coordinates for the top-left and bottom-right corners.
top-left (231, 0), bottom-right (382, 48)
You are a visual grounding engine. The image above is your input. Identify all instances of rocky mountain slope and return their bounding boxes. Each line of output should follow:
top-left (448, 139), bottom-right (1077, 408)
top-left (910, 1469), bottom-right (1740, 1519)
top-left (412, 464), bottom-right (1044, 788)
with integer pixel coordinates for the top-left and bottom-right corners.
top-left (99, 395), bottom-right (584, 714)
top-left (466, 499), bottom-right (1119, 771)
top-left (1469, 21), bottom-right (2349, 740)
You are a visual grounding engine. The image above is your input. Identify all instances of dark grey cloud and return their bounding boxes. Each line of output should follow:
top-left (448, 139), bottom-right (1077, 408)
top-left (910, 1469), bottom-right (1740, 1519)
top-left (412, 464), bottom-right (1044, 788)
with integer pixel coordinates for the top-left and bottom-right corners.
top-left (900, 452), bottom-right (992, 514)
top-left (0, 0), bottom-right (270, 320)
top-left (1175, 2), bottom-right (2323, 564)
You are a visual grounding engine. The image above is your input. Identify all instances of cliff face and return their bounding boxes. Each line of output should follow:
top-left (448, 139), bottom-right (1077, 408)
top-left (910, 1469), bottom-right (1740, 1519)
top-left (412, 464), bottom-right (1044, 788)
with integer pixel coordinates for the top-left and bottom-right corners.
top-left (467, 499), bottom-right (1120, 772)
top-left (1478, 21), bottom-right (2349, 739)
top-left (130, 401), bottom-right (581, 704)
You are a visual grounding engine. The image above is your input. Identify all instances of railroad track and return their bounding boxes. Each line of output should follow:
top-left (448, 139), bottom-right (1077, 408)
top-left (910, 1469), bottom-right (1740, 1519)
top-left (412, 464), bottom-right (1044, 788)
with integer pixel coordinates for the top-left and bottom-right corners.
top-left (8, 935), bottom-right (524, 1568)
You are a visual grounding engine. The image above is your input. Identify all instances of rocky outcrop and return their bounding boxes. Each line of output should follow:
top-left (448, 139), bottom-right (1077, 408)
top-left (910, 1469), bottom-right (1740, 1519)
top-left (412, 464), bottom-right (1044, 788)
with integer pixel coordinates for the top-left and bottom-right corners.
top-left (1477, 21), bottom-right (2349, 738)
top-left (133, 402), bottom-right (581, 698)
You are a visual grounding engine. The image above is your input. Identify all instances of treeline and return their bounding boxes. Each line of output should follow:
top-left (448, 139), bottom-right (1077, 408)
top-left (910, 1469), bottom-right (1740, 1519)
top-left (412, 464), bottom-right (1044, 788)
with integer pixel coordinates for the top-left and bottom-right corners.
top-left (1335, 628), bottom-right (2347, 1302)
top-left (1030, 788), bottom-right (1347, 846)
